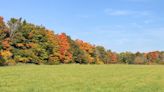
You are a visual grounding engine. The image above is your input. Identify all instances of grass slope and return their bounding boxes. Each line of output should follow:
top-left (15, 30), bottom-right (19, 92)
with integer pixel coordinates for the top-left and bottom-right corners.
top-left (0, 64), bottom-right (164, 92)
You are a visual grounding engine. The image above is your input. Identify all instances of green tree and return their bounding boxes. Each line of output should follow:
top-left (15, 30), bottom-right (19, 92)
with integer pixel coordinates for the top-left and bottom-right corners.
top-left (118, 52), bottom-right (135, 64)
top-left (94, 46), bottom-right (108, 64)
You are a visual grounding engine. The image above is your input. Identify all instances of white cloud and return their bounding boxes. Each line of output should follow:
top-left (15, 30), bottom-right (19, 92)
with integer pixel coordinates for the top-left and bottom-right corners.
top-left (77, 25), bottom-right (164, 52)
top-left (104, 9), bottom-right (130, 16)
top-left (122, 0), bottom-right (151, 2)
top-left (143, 20), bottom-right (153, 24)
top-left (104, 8), bottom-right (151, 17)
top-left (131, 22), bottom-right (143, 28)
top-left (76, 14), bottom-right (89, 18)
top-left (104, 9), bottom-right (124, 16)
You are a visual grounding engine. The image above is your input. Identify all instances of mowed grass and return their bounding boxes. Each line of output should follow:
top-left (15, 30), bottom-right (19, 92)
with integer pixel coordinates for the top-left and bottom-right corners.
top-left (0, 64), bottom-right (164, 92)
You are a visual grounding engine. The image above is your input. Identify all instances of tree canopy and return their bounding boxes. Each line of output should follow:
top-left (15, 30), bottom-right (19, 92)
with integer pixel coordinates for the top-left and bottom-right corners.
top-left (0, 16), bottom-right (164, 66)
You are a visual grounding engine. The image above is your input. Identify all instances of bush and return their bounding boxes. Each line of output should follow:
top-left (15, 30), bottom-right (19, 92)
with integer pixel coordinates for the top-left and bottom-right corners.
top-left (48, 56), bottom-right (60, 65)
top-left (7, 59), bottom-right (16, 66)
top-left (0, 57), bottom-right (6, 66)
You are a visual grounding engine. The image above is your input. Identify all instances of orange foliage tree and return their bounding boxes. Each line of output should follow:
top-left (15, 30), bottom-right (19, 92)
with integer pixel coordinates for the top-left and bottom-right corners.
top-left (46, 30), bottom-right (60, 64)
top-left (75, 39), bottom-right (95, 63)
top-left (57, 33), bottom-right (72, 63)
top-left (0, 16), bottom-right (13, 65)
top-left (107, 52), bottom-right (118, 64)
top-left (146, 51), bottom-right (160, 64)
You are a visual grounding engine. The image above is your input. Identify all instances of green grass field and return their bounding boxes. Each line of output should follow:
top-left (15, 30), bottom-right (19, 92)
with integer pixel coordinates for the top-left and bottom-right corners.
top-left (0, 64), bottom-right (164, 92)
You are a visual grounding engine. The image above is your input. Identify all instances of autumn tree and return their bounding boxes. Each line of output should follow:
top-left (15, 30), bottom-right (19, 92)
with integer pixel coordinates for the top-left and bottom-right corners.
top-left (1, 16), bottom-right (164, 66)
top-left (67, 36), bottom-right (87, 64)
top-left (107, 50), bottom-right (118, 64)
top-left (76, 39), bottom-right (95, 64)
top-left (146, 51), bottom-right (160, 64)
top-left (159, 51), bottom-right (164, 64)
top-left (94, 46), bottom-right (108, 64)
top-left (134, 52), bottom-right (146, 64)
top-left (0, 16), bottom-right (13, 65)
top-left (46, 30), bottom-right (60, 64)
top-left (57, 33), bottom-right (72, 63)
top-left (118, 52), bottom-right (135, 64)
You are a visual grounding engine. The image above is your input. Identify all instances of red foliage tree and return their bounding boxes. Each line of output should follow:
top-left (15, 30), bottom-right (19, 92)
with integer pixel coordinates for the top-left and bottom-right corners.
top-left (57, 33), bottom-right (72, 63)
top-left (146, 51), bottom-right (160, 64)
top-left (75, 39), bottom-right (95, 63)
top-left (75, 39), bottom-right (94, 54)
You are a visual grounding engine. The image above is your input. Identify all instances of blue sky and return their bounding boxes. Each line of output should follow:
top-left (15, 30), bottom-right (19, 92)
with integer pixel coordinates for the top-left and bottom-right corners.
top-left (0, 0), bottom-right (164, 52)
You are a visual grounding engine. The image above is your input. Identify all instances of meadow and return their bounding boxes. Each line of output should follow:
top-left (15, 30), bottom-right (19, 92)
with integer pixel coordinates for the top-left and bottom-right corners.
top-left (0, 64), bottom-right (164, 92)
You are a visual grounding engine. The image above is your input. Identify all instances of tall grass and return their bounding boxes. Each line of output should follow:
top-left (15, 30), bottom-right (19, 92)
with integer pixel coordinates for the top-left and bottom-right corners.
top-left (0, 64), bottom-right (164, 92)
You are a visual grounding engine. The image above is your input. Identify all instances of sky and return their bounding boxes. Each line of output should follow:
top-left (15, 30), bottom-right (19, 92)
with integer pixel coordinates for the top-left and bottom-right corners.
top-left (0, 0), bottom-right (164, 52)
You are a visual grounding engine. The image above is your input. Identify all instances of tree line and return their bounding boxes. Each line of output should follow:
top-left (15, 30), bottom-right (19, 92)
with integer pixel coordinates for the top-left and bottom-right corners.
top-left (0, 16), bottom-right (164, 66)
